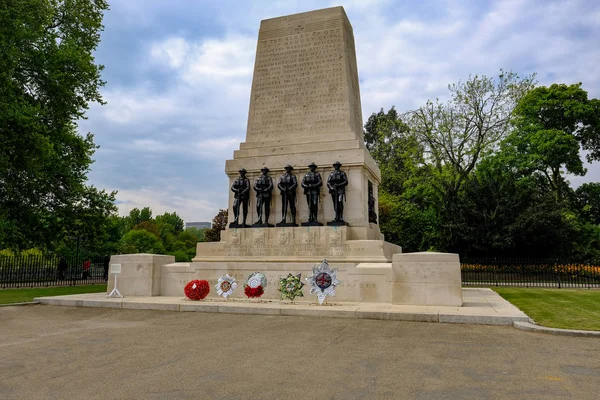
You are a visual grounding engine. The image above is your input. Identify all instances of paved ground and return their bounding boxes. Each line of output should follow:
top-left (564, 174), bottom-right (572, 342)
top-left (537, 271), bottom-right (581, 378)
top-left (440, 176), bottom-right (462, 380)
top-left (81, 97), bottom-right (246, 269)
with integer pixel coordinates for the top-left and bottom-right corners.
top-left (1, 306), bottom-right (599, 400)
top-left (34, 288), bottom-right (531, 326)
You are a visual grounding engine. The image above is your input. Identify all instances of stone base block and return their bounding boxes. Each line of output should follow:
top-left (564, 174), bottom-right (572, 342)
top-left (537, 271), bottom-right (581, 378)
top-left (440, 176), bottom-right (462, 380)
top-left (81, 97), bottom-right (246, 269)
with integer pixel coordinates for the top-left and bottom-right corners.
top-left (106, 254), bottom-right (175, 297)
top-left (391, 252), bottom-right (463, 306)
top-left (161, 261), bottom-right (393, 303)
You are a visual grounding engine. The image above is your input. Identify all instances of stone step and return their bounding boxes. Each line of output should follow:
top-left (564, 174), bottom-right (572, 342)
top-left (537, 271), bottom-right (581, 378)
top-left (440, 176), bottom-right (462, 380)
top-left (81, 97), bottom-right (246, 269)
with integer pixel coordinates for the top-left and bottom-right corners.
top-left (234, 139), bottom-right (361, 158)
top-left (239, 132), bottom-right (362, 149)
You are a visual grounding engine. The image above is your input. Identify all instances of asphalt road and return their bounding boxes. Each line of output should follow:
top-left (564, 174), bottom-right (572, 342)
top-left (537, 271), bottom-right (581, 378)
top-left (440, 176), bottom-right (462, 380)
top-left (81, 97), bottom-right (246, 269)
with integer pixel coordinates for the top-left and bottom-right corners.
top-left (1, 305), bottom-right (599, 400)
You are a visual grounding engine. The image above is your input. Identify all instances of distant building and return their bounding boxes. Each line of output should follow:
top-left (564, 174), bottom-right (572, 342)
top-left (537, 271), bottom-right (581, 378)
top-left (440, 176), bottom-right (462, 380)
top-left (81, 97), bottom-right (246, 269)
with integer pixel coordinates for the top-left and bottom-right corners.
top-left (185, 221), bottom-right (211, 229)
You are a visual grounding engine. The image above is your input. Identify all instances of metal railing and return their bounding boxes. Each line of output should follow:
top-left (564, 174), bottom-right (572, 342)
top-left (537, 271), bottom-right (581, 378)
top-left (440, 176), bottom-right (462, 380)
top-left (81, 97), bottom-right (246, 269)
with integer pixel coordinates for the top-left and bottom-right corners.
top-left (0, 255), bottom-right (110, 289)
top-left (461, 257), bottom-right (600, 288)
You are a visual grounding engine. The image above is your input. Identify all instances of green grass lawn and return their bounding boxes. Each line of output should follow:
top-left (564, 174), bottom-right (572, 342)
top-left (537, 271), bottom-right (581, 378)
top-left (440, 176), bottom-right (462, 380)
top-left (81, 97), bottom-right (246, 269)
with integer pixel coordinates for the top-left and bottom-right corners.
top-left (0, 284), bottom-right (107, 305)
top-left (493, 287), bottom-right (600, 331)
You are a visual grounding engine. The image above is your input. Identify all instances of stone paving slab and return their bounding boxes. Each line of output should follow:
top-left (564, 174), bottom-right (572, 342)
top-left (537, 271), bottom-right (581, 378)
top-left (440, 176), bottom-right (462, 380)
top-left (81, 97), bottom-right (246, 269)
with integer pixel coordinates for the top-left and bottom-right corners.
top-left (34, 288), bottom-right (531, 326)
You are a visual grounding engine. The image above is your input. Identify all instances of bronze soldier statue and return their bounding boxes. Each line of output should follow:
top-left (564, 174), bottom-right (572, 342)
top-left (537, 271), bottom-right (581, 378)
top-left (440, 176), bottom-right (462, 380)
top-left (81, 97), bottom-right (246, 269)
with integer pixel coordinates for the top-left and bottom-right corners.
top-left (368, 181), bottom-right (378, 224)
top-left (327, 161), bottom-right (348, 225)
top-left (253, 166), bottom-right (274, 226)
top-left (230, 168), bottom-right (250, 227)
top-left (277, 165), bottom-right (298, 226)
top-left (301, 162), bottom-right (323, 225)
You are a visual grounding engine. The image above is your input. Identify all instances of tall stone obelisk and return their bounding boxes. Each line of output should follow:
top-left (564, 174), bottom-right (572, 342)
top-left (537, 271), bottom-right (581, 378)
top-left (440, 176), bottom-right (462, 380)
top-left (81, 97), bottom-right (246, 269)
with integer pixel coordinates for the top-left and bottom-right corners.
top-left (225, 6), bottom-right (381, 237)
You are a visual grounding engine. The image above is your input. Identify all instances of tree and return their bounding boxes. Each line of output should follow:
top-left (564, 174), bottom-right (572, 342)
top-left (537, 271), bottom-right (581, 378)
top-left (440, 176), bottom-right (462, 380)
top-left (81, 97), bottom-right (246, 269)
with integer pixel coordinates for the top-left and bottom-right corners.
top-left (119, 229), bottom-right (164, 254)
top-left (0, 0), bottom-right (112, 250)
top-left (185, 227), bottom-right (207, 242)
top-left (53, 185), bottom-right (117, 256)
top-left (575, 183), bottom-right (600, 225)
top-left (450, 155), bottom-right (576, 257)
top-left (363, 107), bottom-right (424, 195)
top-left (509, 83), bottom-right (600, 201)
top-left (132, 220), bottom-right (160, 238)
top-left (155, 211), bottom-right (184, 238)
top-left (406, 71), bottom-right (535, 200)
top-left (204, 209), bottom-right (227, 242)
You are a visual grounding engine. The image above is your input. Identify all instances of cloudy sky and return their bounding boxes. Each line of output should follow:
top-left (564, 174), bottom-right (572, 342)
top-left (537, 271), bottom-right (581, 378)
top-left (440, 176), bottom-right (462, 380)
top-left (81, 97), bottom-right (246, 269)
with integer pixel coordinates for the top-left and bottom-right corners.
top-left (80, 0), bottom-right (600, 223)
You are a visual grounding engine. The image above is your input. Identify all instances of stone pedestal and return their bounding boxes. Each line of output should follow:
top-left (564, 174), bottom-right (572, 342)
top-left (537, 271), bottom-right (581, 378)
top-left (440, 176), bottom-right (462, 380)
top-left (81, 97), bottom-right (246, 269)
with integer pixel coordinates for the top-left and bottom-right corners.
top-left (106, 254), bottom-right (175, 297)
top-left (391, 252), bottom-right (463, 306)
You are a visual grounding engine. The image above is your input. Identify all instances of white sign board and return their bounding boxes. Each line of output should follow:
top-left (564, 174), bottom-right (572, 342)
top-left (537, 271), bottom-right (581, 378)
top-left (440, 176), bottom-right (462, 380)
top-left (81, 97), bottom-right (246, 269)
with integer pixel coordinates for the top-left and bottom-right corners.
top-left (110, 263), bottom-right (122, 274)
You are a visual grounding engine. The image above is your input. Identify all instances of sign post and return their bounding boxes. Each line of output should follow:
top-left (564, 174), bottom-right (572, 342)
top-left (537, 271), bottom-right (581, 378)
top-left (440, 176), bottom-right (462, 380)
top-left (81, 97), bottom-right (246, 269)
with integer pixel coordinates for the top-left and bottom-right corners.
top-left (107, 263), bottom-right (123, 298)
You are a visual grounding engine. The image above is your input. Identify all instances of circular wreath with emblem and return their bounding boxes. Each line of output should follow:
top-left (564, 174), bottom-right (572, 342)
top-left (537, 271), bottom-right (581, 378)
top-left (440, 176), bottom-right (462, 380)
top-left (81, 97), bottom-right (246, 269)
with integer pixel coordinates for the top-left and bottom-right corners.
top-left (184, 279), bottom-right (210, 300)
top-left (216, 274), bottom-right (237, 298)
top-left (278, 273), bottom-right (304, 301)
top-left (244, 272), bottom-right (267, 298)
top-left (306, 260), bottom-right (341, 305)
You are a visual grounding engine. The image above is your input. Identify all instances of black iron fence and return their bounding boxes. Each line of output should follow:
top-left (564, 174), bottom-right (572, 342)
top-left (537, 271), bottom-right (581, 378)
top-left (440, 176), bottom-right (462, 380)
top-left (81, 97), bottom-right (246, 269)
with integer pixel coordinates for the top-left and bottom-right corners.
top-left (0, 255), bottom-right (110, 289)
top-left (461, 258), bottom-right (600, 288)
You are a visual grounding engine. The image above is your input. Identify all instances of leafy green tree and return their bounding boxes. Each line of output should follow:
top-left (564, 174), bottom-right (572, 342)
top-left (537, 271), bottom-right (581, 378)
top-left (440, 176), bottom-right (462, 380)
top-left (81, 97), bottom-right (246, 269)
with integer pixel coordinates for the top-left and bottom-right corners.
top-left (119, 229), bottom-right (164, 254)
top-left (132, 220), bottom-right (160, 238)
top-left (155, 212), bottom-right (184, 234)
top-left (514, 83), bottom-right (600, 161)
top-left (575, 183), bottom-right (600, 225)
top-left (185, 227), bottom-right (207, 242)
top-left (54, 185), bottom-right (117, 256)
top-left (0, 0), bottom-right (112, 250)
top-left (378, 190), bottom-right (440, 252)
top-left (451, 155), bottom-right (575, 257)
top-left (406, 71), bottom-right (535, 200)
top-left (509, 83), bottom-right (600, 201)
top-left (364, 107), bottom-right (424, 195)
top-left (124, 207), bottom-right (153, 231)
top-left (176, 230), bottom-right (198, 249)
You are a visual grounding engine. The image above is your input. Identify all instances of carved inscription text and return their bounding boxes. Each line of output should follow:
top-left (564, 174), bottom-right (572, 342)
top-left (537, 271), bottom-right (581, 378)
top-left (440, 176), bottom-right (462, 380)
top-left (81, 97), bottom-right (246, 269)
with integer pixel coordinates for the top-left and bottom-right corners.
top-left (247, 18), bottom-right (355, 141)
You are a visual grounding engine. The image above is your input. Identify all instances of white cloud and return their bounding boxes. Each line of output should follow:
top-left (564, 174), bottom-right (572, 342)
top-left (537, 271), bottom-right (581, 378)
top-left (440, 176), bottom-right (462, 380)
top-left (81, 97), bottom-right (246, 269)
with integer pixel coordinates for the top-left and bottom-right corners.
top-left (150, 35), bottom-right (255, 83)
top-left (150, 37), bottom-right (190, 68)
top-left (128, 136), bottom-right (240, 160)
top-left (115, 186), bottom-right (219, 222)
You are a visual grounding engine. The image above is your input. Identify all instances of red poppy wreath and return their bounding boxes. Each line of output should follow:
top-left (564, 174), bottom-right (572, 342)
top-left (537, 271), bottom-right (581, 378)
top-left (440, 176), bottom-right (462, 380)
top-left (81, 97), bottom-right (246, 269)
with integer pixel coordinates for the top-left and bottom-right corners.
top-left (184, 279), bottom-right (210, 300)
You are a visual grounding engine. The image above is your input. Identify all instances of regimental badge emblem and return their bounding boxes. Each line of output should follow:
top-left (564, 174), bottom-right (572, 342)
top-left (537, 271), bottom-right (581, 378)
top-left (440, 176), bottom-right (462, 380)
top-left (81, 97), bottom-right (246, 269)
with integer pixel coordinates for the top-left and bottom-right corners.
top-left (216, 274), bottom-right (237, 298)
top-left (278, 231), bottom-right (289, 245)
top-left (253, 231), bottom-right (265, 246)
top-left (302, 231), bottom-right (315, 244)
top-left (306, 260), bottom-right (341, 305)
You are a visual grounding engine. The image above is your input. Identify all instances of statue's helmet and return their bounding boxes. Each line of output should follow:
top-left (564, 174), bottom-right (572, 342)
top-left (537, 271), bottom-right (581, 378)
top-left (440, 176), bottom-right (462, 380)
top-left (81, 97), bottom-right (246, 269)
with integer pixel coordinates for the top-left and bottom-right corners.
top-left (332, 161), bottom-right (342, 167)
top-left (284, 164), bottom-right (294, 170)
top-left (238, 168), bottom-right (247, 174)
top-left (308, 162), bottom-right (317, 169)
top-left (260, 166), bottom-right (269, 172)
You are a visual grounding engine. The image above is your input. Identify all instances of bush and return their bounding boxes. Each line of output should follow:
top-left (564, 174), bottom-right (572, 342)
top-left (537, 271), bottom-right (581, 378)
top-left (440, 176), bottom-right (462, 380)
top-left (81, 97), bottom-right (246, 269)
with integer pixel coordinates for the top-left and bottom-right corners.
top-left (169, 250), bottom-right (191, 262)
top-left (0, 249), bottom-right (15, 257)
top-left (20, 248), bottom-right (43, 257)
top-left (119, 229), bottom-right (165, 254)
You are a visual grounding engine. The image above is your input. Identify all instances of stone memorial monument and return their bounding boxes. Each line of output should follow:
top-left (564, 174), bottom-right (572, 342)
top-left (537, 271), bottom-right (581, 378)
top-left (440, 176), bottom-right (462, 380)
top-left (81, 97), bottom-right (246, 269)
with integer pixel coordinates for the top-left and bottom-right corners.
top-left (109, 6), bottom-right (463, 307)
